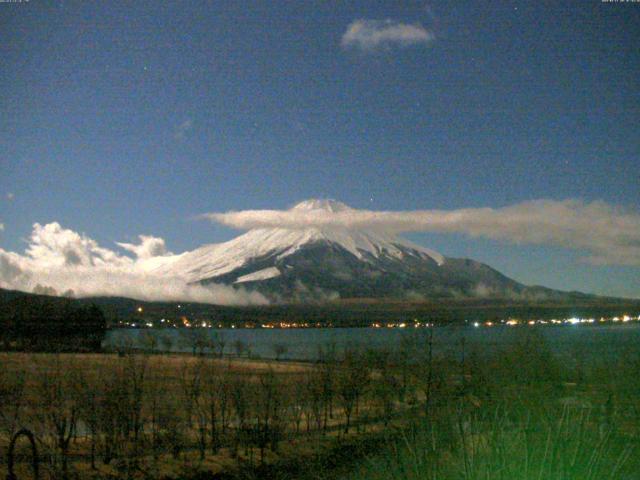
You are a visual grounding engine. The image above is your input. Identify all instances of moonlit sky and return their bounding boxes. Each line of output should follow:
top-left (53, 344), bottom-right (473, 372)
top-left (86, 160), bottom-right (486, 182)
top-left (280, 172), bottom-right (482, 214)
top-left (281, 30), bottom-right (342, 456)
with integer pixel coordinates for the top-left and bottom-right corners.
top-left (1, 1), bottom-right (639, 298)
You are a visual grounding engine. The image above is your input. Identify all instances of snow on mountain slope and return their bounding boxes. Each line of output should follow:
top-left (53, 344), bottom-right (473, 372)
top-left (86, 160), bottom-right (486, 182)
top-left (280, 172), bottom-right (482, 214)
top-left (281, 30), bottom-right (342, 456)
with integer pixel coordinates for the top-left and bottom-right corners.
top-left (234, 267), bottom-right (281, 284)
top-left (152, 200), bottom-right (444, 283)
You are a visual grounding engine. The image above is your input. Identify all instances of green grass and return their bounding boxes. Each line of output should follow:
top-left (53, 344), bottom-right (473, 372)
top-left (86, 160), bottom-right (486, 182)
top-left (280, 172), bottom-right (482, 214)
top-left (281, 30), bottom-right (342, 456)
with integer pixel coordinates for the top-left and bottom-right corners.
top-left (343, 330), bottom-right (640, 480)
top-left (346, 406), bottom-right (638, 480)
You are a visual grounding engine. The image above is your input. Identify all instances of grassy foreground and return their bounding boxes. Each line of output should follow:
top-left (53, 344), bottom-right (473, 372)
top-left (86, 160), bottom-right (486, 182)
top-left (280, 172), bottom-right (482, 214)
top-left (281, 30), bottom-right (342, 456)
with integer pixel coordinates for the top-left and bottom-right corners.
top-left (342, 330), bottom-right (640, 480)
top-left (1, 327), bottom-right (639, 479)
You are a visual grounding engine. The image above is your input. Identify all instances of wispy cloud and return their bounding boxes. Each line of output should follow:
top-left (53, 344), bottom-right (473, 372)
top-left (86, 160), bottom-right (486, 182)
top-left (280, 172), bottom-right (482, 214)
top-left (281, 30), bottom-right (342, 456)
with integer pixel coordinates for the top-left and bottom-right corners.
top-left (6, 193), bottom-right (14, 201)
top-left (175, 119), bottom-right (193, 140)
top-left (341, 19), bottom-right (434, 51)
top-left (0, 222), bottom-right (268, 305)
top-left (0, 223), bottom-right (4, 232)
top-left (203, 199), bottom-right (640, 267)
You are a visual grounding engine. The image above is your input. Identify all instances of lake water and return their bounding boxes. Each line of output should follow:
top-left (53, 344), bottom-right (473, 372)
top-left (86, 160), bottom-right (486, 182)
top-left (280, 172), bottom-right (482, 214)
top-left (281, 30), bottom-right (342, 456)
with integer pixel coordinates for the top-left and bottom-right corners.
top-left (104, 323), bottom-right (640, 361)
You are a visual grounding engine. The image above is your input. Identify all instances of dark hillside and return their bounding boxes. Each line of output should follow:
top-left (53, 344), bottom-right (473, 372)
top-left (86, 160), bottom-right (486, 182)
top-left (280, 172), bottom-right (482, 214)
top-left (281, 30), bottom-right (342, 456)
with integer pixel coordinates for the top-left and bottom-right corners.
top-left (0, 288), bottom-right (106, 351)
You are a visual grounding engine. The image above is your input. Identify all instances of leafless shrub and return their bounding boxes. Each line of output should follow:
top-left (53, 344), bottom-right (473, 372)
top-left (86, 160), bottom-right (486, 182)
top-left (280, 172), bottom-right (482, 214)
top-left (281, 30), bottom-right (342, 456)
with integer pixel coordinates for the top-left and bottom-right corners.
top-left (178, 357), bottom-right (209, 459)
top-left (272, 343), bottom-right (288, 361)
top-left (156, 390), bottom-right (186, 460)
top-left (159, 332), bottom-right (174, 353)
top-left (34, 356), bottom-right (83, 479)
top-left (179, 329), bottom-right (211, 356)
top-left (253, 369), bottom-right (287, 463)
top-left (336, 348), bottom-right (370, 434)
top-left (76, 367), bottom-right (102, 470)
top-left (0, 361), bottom-right (27, 438)
top-left (212, 331), bottom-right (227, 358)
top-left (288, 374), bottom-right (307, 435)
top-left (304, 368), bottom-right (324, 434)
top-left (230, 372), bottom-right (251, 457)
top-left (139, 330), bottom-right (159, 354)
top-left (233, 339), bottom-right (247, 358)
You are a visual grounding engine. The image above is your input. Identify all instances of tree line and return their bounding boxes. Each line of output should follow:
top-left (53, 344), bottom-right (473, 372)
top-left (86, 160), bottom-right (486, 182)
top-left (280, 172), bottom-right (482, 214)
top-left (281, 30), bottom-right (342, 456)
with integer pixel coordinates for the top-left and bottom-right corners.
top-left (0, 292), bottom-right (106, 352)
top-left (0, 335), bottom-right (446, 479)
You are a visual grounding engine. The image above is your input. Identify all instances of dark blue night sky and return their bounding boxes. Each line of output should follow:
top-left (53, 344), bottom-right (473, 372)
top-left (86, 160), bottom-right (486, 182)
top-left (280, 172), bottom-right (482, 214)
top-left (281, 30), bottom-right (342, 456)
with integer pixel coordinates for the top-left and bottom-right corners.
top-left (1, 1), bottom-right (639, 297)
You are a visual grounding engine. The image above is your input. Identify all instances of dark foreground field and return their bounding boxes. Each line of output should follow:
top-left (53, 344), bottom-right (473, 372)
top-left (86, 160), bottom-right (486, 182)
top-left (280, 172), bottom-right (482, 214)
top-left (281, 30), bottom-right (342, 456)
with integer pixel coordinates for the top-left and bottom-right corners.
top-left (1, 329), bottom-right (639, 479)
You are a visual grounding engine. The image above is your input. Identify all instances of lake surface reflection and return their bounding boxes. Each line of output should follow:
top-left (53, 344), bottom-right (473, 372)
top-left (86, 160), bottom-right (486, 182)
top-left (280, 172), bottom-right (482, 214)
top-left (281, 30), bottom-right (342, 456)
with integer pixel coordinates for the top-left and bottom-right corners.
top-left (104, 324), bottom-right (640, 361)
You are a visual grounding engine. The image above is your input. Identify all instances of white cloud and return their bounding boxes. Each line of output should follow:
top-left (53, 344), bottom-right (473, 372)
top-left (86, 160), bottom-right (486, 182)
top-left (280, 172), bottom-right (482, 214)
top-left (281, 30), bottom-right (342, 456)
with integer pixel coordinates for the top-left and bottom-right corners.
top-left (117, 235), bottom-right (171, 259)
top-left (341, 19), bottom-right (434, 51)
top-left (25, 222), bottom-right (130, 268)
top-left (0, 222), bottom-right (268, 305)
top-left (6, 193), bottom-right (14, 201)
top-left (175, 119), bottom-right (193, 140)
top-left (0, 223), bottom-right (4, 232)
top-left (203, 199), bottom-right (640, 267)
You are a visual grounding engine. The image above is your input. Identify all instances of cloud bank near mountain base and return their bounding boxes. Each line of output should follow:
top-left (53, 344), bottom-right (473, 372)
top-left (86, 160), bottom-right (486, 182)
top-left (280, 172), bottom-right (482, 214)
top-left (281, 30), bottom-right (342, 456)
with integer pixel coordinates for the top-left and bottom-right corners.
top-left (0, 222), bottom-right (268, 305)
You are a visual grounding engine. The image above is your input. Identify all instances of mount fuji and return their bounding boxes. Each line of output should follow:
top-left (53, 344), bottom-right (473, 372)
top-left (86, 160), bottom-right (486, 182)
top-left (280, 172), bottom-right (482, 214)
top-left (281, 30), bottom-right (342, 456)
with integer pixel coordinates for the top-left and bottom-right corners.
top-left (152, 200), bottom-right (567, 302)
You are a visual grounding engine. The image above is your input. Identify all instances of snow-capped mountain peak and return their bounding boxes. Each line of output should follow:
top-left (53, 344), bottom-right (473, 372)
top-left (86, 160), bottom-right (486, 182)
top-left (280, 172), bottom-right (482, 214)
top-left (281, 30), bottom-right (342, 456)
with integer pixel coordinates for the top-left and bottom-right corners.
top-left (153, 199), bottom-right (444, 283)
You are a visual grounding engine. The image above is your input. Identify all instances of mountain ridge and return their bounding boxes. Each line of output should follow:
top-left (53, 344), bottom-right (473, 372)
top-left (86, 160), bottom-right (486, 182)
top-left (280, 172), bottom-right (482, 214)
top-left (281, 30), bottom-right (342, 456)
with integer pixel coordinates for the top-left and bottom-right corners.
top-left (151, 199), bottom-right (597, 302)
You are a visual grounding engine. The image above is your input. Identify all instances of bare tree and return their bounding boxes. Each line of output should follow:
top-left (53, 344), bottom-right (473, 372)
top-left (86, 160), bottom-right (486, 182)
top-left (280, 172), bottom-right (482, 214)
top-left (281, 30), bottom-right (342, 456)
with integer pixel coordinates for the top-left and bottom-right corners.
top-left (413, 328), bottom-right (441, 418)
top-left (230, 373), bottom-right (250, 457)
top-left (373, 367), bottom-right (398, 427)
top-left (272, 343), bottom-right (288, 361)
top-left (139, 330), bottom-right (159, 354)
top-left (81, 356), bottom-right (148, 468)
top-left (253, 369), bottom-right (287, 464)
top-left (396, 334), bottom-right (417, 402)
top-left (212, 331), bottom-right (227, 358)
top-left (156, 391), bottom-right (185, 460)
top-left (158, 332), bottom-right (174, 354)
top-left (219, 364), bottom-right (233, 438)
top-left (144, 356), bottom-right (167, 464)
top-left (178, 357), bottom-right (207, 459)
top-left (289, 374), bottom-right (307, 435)
top-left (35, 357), bottom-right (82, 479)
top-left (304, 369), bottom-right (324, 434)
top-left (233, 339), bottom-right (247, 359)
top-left (0, 362), bottom-right (27, 439)
top-left (179, 328), bottom-right (211, 356)
top-left (202, 360), bottom-right (221, 454)
top-left (317, 342), bottom-right (338, 427)
top-left (97, 366), bottom-right (124, 464)
top-left (112, 335), bottom-right (135, 356)
top-left (77, 368), bottom-right (102, 470)
top-left (336, 349), bottom-right (370, 434)
top-left (129, 355), bottom-right (148, 451)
